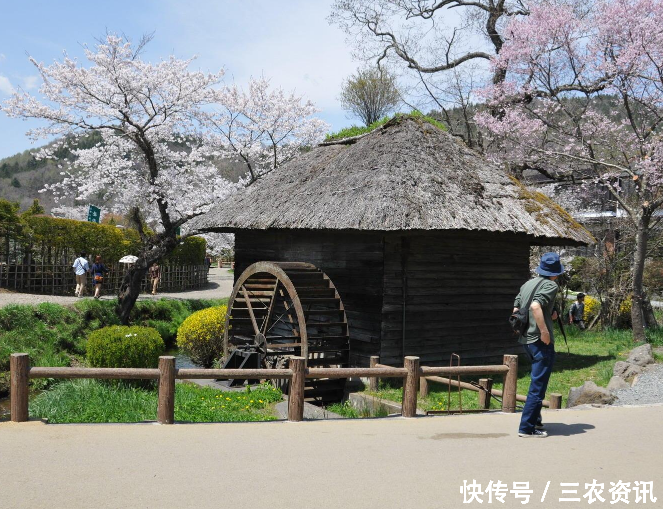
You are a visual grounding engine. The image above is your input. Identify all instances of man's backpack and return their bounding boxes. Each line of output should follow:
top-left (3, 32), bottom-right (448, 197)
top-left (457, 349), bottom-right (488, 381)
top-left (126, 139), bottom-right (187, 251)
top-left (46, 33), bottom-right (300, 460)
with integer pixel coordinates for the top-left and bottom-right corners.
top-left (508, 279), bottom-right (545, 337)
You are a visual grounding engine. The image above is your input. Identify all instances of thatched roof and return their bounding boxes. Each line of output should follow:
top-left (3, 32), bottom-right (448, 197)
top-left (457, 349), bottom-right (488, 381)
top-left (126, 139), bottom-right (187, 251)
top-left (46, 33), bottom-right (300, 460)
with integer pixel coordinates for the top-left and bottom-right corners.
top-left (194, 116), bottom-right (593, 246)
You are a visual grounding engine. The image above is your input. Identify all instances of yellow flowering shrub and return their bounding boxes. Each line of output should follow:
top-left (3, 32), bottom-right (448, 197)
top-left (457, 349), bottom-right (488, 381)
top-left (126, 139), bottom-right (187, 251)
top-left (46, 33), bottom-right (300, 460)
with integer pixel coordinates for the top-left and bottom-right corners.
top-left (618, 296), bottom-right (632, 327)
top-left (583, 295), bottom-right (600, 322)
top-left (176, 305), bottom-right (227, 368)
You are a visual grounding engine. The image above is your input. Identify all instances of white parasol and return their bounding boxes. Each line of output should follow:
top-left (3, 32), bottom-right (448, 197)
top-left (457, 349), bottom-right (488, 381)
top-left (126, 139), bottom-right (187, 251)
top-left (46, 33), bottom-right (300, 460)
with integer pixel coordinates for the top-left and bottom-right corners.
top-left (119, 255), bottom-right (139, 264)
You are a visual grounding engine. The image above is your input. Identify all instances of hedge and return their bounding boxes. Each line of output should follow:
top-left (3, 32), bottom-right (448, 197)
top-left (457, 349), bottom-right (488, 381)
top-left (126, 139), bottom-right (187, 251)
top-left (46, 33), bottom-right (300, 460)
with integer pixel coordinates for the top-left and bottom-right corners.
top-left (18, 215), bottom-right (206, 265)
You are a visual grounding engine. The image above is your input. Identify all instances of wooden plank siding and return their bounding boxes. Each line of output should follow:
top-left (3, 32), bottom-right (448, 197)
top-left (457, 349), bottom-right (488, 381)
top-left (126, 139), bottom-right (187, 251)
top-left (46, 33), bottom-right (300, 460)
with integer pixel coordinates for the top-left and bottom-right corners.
top-left (380, 231), bottom-right (530, 366)
top-left (234, 231), bottom-right (385, 366)
top-left (234, 229), bottom-right (531, 368)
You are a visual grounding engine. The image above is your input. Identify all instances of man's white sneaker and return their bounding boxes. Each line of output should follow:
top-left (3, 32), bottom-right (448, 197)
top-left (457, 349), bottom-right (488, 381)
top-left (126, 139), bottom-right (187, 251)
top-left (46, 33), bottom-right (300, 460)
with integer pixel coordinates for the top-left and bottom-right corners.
top-left (518, 430), bottom-right (548, 438)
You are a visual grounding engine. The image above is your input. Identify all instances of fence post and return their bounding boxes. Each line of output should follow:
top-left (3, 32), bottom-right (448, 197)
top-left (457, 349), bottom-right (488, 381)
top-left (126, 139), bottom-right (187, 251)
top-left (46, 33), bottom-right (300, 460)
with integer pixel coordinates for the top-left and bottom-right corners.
top-left (549, 393), bottom-right (562, 409)
top-left (478, 378), bottom-right (493, 410)
top-left (158, 356), bottom-right (176, 424)
top-left (10, 353), bottom-right (30, 422)
top-left (502, 354), bottom-right (518, 413)
top-left (369, 355), bottom-right (379, 391)
top-left (419, 376), bottom-right (429, 398)
top-left (288, 357), bottom-right (306, 422)
top-left (402, 356), bottom-right (419, 418)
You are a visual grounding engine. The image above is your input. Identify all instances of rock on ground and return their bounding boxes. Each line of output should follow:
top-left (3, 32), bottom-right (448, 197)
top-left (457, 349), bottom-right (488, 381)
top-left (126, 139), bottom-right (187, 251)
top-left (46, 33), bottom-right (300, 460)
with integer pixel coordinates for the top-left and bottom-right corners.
top-left (607, 376), bottom-right (630, 392)
top-left (627, 343), bottom-right (655, 367)
top-left (613, 361), bottom-right (643, 380)
top-left (567, 381), bottom-right (616, 408)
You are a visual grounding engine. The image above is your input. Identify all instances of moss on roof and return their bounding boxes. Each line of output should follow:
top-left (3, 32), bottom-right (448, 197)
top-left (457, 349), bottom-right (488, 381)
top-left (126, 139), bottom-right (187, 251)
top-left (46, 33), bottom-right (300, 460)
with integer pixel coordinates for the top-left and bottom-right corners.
top-left (325, 111), bottom-right (446, 142)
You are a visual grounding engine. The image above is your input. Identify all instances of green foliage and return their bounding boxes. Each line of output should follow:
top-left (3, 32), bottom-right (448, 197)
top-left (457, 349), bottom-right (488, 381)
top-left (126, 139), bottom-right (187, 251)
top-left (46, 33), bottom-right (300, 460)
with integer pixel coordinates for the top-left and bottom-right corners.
top-left (87, 325), bottom-right (165, 369)
top-left (366, 326), bottom-right (641, 412)
top-left (327, 400), bottom-right (389, 419)
top-left (22, 199), bottom-right (45, 217)
top-left (176, 305), bottom-right (227, 367)
top-left (325, 112), bottom-right (447, 141)
top-left (10, 177), bottom-right (21, 188)
top-left (325, 116), bottom-right (391, 141)
top-left (0, 298), bottom-right (226, 397)
top-left (29, 379), bottom-right (281, 423)
top-left (0, 199), bottom-right (23, 240)
top-left (24, 215), bottom-right (141, 263)
top-left (165, 236), bottom-right (207, 265)
top-left (340, 67), bottom-right (400, 126)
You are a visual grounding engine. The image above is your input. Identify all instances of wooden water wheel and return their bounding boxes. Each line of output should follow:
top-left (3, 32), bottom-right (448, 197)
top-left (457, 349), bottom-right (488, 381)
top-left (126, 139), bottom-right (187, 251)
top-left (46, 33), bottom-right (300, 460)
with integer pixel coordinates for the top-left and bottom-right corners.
top-left (224, 261), bottom-right (349, 403)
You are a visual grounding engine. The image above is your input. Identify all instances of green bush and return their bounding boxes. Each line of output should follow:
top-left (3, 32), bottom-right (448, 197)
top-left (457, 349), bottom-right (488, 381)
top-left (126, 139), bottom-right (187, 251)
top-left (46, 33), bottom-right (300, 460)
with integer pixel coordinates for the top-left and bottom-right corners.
top-left (87, 325), bottom-right (165, 369)
top-left (165, 236), bottom-right (207, 265)
top-left (176, 306), bottom-right (227, 368)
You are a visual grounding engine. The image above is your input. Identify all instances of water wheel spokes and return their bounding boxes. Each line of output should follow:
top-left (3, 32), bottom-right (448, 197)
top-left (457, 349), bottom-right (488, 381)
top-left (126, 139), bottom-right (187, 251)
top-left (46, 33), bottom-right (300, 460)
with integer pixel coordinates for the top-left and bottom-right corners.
top-left (225, 261), bottom-right (350, 403)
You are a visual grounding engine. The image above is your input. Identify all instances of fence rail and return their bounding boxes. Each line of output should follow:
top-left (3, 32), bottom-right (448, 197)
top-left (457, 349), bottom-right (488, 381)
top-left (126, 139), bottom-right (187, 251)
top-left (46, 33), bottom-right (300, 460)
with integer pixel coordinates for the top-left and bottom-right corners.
top-left (0, 263), bottom-right (208, 295)
top-left (7, 353), bottom-right (543, 424)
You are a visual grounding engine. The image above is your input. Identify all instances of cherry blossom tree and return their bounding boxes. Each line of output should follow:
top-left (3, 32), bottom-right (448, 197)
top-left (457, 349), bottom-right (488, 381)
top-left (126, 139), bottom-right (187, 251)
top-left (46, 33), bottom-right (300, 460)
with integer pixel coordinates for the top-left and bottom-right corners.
top-left (477, 0), bottom-right (663, 341)
top-left (1, 34), bottom-right (234, 323)
top-left (207, 77), bottom-right (329, 184)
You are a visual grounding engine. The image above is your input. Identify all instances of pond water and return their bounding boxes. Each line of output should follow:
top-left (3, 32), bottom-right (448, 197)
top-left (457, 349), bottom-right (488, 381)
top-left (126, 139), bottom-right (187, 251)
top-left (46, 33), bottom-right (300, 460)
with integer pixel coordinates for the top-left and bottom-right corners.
top-left (0, 397), bottom-right (9, 420)
top-left (164, 348), bottom-right (203, 369)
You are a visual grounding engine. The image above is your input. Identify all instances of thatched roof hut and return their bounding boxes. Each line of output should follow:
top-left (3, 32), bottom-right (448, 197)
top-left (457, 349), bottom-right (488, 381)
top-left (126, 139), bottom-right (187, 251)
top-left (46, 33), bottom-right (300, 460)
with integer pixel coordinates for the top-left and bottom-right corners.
top-left (196, 116), bottom-right (593, 366)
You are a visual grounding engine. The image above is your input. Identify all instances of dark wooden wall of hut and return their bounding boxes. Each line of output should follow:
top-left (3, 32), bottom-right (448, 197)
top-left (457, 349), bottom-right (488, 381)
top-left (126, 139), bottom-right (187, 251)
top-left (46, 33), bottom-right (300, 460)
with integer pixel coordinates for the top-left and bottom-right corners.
top-left (380, 231), bottom-right (531, 366)
top-left (234, 230), bottom-right (385, 366)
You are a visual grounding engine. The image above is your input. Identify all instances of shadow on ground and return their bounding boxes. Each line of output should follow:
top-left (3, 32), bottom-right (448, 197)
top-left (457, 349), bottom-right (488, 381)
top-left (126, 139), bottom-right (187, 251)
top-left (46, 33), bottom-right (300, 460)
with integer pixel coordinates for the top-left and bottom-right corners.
top-left (545, 422), bottom-right (595, 437)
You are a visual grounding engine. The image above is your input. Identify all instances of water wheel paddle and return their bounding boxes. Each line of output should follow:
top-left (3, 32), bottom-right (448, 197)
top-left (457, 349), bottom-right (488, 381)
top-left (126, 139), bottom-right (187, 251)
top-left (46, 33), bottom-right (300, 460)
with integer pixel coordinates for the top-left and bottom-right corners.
top-left (224, 261), bottom-right (349, 403)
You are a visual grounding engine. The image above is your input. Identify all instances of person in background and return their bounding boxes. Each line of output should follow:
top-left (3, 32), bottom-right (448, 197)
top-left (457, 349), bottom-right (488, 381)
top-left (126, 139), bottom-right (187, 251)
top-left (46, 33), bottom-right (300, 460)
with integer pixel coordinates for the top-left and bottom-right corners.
top-left (72, 251), bottom-right (90, 297)
top-left (569, 293), bottom-right (586, 330)
top-left (149, 262), bottom-right (161, 296)
top-left (91, 255), bottom-right (109, 299)
top-left (204, 255), bottom-right (212, 270)
top-left (512, 252), bottom-right (564, 438)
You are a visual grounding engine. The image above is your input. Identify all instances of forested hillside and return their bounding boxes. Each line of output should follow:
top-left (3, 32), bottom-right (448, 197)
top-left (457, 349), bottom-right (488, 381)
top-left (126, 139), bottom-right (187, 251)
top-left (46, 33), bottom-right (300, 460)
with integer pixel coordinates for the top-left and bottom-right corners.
top-left (0, 134), bottom-right (248, 213)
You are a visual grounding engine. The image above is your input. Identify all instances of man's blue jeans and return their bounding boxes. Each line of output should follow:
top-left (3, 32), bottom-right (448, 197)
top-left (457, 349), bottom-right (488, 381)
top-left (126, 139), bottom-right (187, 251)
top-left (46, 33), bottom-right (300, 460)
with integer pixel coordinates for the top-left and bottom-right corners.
top-left (519, 340), bottom-right (555, 434)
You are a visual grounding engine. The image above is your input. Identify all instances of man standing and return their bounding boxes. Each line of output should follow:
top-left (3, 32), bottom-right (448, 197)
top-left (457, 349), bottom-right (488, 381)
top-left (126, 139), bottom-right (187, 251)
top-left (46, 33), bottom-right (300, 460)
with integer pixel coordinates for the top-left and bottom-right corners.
top-left (569, 293), bottom-right (586, 330)
top-left (72, 251), bottom-right (90, 297)
top-left (512, 252), bottom-right (564, 438)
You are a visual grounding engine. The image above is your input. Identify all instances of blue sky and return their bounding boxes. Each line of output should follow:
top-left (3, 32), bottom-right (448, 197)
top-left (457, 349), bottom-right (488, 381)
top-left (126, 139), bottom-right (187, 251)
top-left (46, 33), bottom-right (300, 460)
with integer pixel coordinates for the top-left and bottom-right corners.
top-left (0, 0), bottom-right (358, 159)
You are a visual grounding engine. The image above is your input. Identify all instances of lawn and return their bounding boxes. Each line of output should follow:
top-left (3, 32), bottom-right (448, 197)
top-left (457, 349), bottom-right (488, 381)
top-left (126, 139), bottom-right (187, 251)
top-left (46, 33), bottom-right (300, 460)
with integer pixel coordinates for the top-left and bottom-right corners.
top-left (29, 380), bottom-right (282, 423)
top-left (362, 326), bottom-right (663, 412)
top-left (0, 298), bottom-right (227, 397)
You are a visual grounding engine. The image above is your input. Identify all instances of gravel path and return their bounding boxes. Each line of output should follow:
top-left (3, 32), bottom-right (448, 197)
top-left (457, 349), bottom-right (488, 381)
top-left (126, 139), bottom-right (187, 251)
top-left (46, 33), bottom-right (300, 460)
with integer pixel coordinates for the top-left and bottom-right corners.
top-left (613, 363), bottom-right (663, 406)
top-left (0, 267), bottom-right (234, 307)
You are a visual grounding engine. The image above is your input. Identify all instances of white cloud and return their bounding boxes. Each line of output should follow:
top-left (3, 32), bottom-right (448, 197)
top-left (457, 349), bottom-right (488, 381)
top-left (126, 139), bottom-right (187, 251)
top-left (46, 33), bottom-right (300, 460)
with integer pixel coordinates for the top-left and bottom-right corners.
top-left (0, 75), bottom-right (14, 95)
top-left (22, 75), bottom-right (39, 90)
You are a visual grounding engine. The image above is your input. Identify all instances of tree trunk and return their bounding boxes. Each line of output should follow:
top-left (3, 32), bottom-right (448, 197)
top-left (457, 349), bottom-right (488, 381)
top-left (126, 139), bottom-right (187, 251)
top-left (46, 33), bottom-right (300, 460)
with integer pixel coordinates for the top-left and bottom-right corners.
top-left (643, 298), bottom-right (658, 329)
top-left (117, 266), bottom-right (149, 325)
top-left (116, 234), bottom-right (179, 325)
top-left (631, 218), bottom-right (649, 342)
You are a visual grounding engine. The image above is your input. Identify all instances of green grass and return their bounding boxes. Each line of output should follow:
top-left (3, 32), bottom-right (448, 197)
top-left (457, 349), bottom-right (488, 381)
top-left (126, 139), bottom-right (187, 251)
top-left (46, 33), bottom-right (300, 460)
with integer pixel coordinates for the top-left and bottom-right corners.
top-left (326, 400), bottom-right (389, 419)
top-left (324, 111), bottom-right (447, 142)
top-left (29, 380), bottom-right (282, 423)
top-left (364, 326), bottom-right (660, 412)
top-left (0, 298), bottom-right (227, 397)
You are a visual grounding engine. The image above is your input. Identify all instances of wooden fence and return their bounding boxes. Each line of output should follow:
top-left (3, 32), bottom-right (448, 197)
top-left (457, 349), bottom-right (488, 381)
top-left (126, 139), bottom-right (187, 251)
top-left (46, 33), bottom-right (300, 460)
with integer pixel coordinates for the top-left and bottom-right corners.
top-left (0, 263), bottom-right (208, 295)
top-left (6, 353), bottom-right (558, 424)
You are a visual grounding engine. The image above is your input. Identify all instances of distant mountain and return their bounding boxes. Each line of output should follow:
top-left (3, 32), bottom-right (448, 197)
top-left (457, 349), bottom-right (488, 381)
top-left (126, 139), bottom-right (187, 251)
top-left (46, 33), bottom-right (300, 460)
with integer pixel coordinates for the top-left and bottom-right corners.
top-left (0, 134), bottom-right (248, 213)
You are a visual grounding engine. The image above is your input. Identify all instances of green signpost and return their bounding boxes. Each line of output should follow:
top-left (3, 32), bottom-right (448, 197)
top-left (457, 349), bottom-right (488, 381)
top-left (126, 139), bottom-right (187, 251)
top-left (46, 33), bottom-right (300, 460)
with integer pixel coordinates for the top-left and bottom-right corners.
top-left (87, 205), bottom-right (101, 223)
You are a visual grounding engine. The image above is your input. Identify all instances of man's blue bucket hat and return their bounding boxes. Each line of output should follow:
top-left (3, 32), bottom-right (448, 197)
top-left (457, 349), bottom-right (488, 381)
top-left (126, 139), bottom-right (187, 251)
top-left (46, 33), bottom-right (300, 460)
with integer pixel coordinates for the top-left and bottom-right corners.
top-left (535, 252), bottom-right (565, 276)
